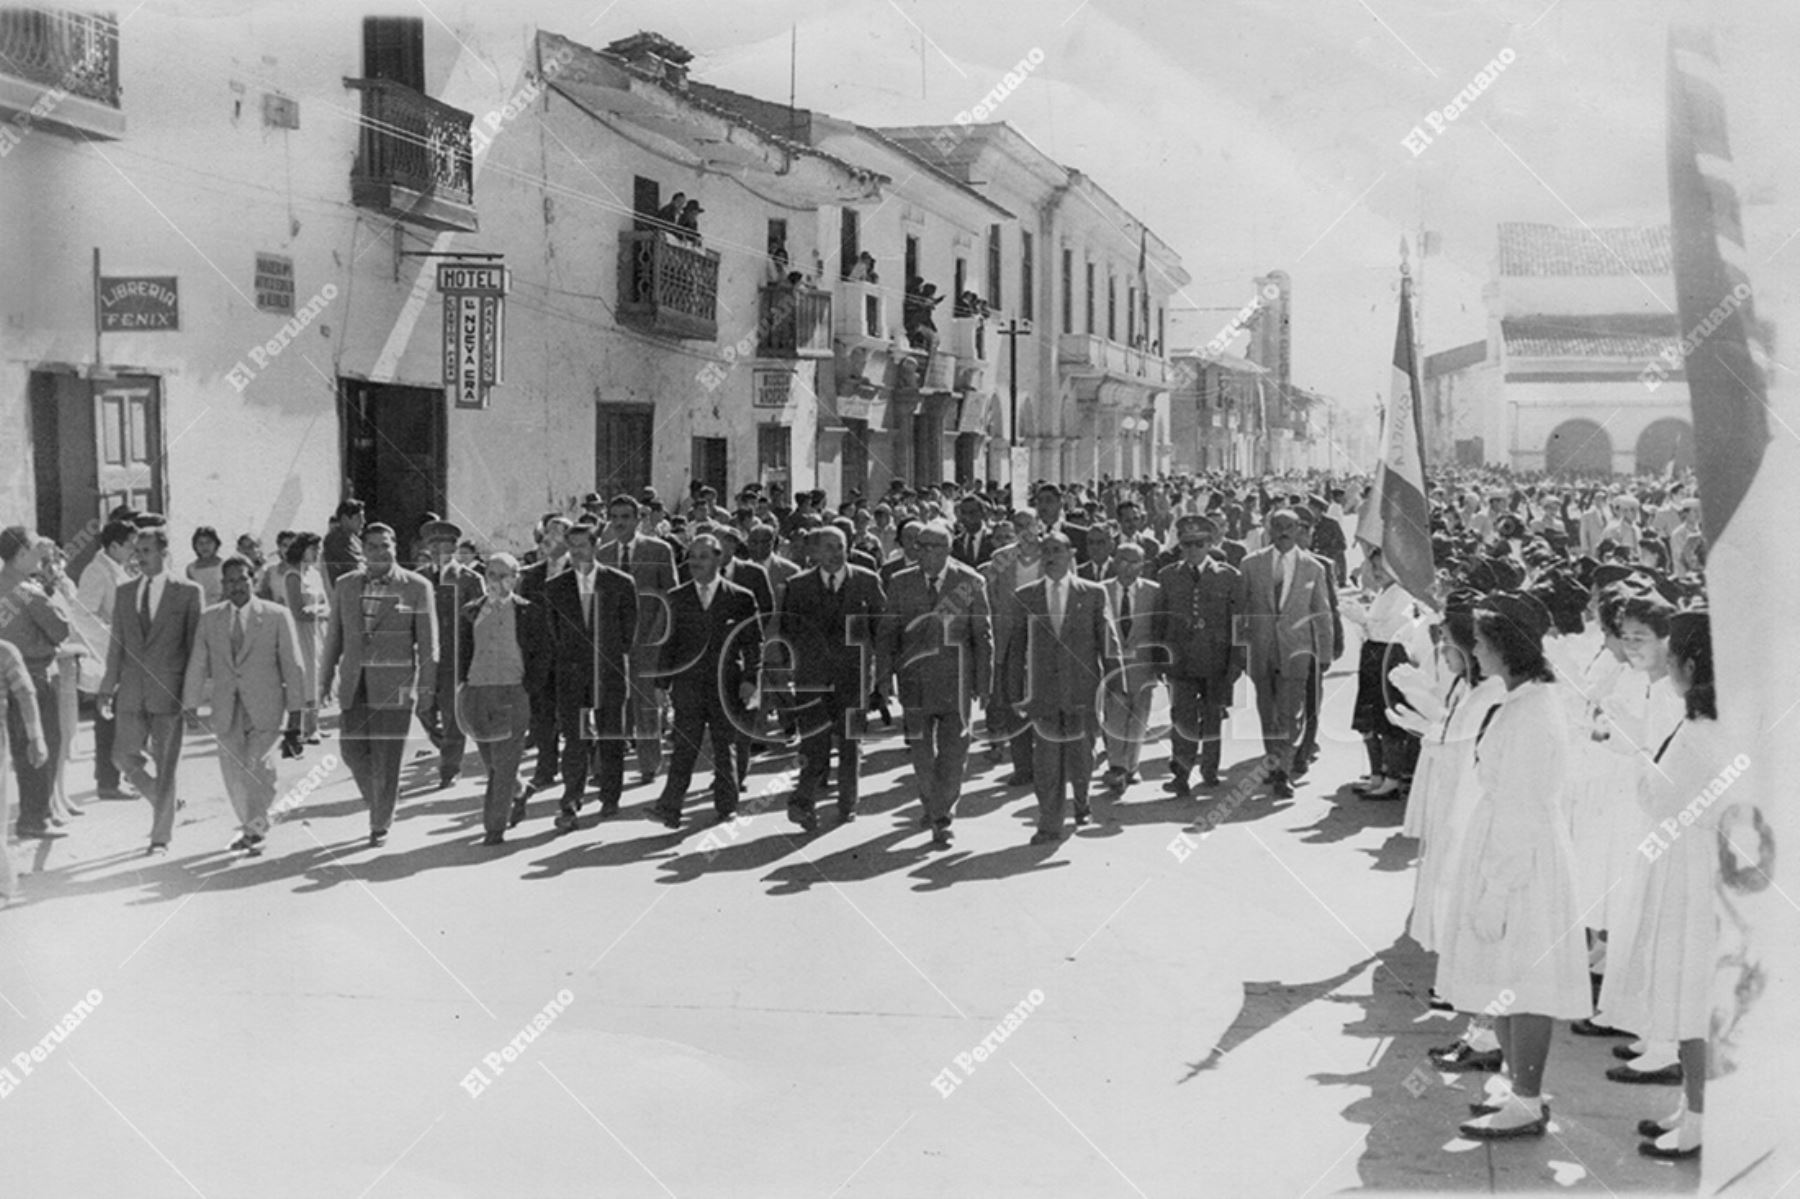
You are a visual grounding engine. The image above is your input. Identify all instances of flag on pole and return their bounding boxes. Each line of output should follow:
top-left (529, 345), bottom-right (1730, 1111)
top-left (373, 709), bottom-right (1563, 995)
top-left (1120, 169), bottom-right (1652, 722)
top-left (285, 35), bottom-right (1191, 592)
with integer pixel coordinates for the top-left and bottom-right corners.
top-left (1666, 23), bottom-right (1798, 1193)
top-left (1355, 273), bottom-right (1436, 609)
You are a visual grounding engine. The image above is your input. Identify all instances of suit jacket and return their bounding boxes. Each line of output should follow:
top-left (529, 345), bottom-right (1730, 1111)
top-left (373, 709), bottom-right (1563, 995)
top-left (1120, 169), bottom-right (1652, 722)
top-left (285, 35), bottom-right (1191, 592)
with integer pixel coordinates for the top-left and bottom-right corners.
top-left (655, 578), bottom-right (762, 705)
top-left (877, 560), bottom-right (992, 716)
top-left (1154, 558), bottom-right (1244, 681)
top-left (778, 565), bottom-right (885, 702)
top-left (950, 526), bottom-right (995, 568)
top-left (721, 558), bottom-right (773, 615)
top-left (322, 525), bottom-right (364, 587)
top-left (755, 553), bottom-right (800, 604)
top-left (182, 598), bottom-right (306, 731)
top-left (597, 535), bottom-right (677, 650)
top-left (454, 593), bottom-right (543, 687)
top-left (982, 544), bottom-right (1042, 701)
top-left (1104, 577), bottom-right (1162, 692)
top-left (320, 567), bottom-right (437, 709)
top-left (1003, 575), bottom-right (1121, 718)
top-left (1239, 546), bottom-right (1334, 678)
top-left (101, 575), bottom-right (203, 715)
top-left (422, 560), bottom-right (485, 687)
top-left (545, 565), bottom-right (638, 717)
top-left (878, 554), bottom-right (918, 588)
top-left (1310, 515), bottom-right (1348, 563)
top-left (1310, 549), bottom-right (1344, 662)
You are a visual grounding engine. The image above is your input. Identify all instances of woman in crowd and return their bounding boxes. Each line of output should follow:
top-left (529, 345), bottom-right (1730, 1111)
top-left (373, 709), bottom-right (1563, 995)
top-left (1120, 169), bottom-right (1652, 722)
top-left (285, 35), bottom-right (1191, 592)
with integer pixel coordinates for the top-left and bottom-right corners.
top-left (187, 525), bottom-right (224, 604)
top-left (1345, 548), bottom-right (1420, 800)
top-left (1603, 606), bottom-right (1718, 1159)
top-left (34, 542), bottom-right (87, 824)
top-left (0, 636), bottom-right (50, 904)
top-left (1437, 592), bottom-right (1590, 1139)
top-left (278, 531), bottom-right (331, 743)
top-left (0, 527), bottom-right (69, 841)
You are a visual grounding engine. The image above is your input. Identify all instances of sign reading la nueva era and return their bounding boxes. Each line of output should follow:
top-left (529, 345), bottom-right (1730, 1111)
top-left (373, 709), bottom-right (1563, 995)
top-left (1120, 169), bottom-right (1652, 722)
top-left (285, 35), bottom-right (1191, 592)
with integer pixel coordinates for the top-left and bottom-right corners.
top-left (99, 276), bottom-right (179, 331)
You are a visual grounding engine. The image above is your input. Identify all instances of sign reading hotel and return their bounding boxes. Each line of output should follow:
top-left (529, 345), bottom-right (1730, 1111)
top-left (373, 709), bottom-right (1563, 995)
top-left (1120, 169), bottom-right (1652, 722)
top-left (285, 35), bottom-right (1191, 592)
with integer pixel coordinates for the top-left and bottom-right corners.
top-left (437, 262), bottom-right (507, 409)
top-left (99, 276), bottom-right (179, 331)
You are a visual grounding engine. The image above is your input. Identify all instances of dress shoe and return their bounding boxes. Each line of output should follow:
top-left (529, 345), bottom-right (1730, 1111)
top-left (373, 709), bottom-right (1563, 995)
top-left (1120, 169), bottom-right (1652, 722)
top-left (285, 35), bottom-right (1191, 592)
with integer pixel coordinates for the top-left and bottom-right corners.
top-left (637, 771), bottom-right (658, 788)
top-left (1638, 1118), bottom-right (1675, 1138)
top-left (145, 842), bottom-right (169, 857)
top-left (508, 799), bottom-right (528, 829)
top-left (1352, 775), bottom-right (1387, 794)
top-left (1003, 772), bottom-right (1033, 787)
top-left (599, 800), bottom-right (620, 819)
top-left (1608, 1062), bottom-right (1683, 1085)
top-left (96, 786), bottom-right (135, 800)
top-left (838, 808), bottom-right (857, 823)
top-left (932, 825), bottom-right (953, 848)
top-left (1458, 1102), bottom-right (1549, 1140)
top-left (1638, 1139), bottom-right (1700, 1160)
top-left (437, 773), bottom-right (460, 791)
top-left (18, 826), bottom-right (65, 840)
top-left (1362, 779), bottom-right (1403, 799)
top-left (1571, 1017), bottom-right (1632, 1037)
top-left (1199, 774), bottom-right (1221, 789)
top-left (368, 830), bottom-right (388, 848)
top-left (1073, 806), bottom-right (1091, 828)
top-left (1029, 829), bottom-right (1062, 845)
top-left (244, 840), bottom-right (265, 858)
top-left (481, 832), bottom-right (505, 846)
top-left (1429, 1043), bottom-right (1503, 1072)
top-left (1613, 1044), bottom-right (1644, 1061)
top-left (228, 833), bottom-right (255, 851)
top-left (1270, 777), bottom-right (1295, 799)
top-left (656, 811), bottom-right (681, 830)
top-left (1163, 776), bottom-right (1192, 799)
top-left (1290, 760), bottom-right (1310, 781)
top-left (554, 811), bottom-right (580, 833)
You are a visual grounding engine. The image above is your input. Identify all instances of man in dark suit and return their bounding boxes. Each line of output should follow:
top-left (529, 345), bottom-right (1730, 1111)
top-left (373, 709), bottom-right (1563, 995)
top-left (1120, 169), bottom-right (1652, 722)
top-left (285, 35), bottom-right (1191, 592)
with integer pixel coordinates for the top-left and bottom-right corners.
top-left (878, 519), bottom-right (921, 587)
top-left (418, 520), bottom-right (484, 789)
top-left (780, 525), bottom-right (884, 831)
top-left (319, 523), bottom-right (437, 847)
top-left (716, 525), bottom-right (773, 783)
top-left (1154, 518), bottom-right (1244, 795)
top-left (1239, 509), bottom-right (1335, 799)
top-left (322, 499), bottom-right (366, 587)
top-left (515, 514), bottom-right (570, 794)
top-left (1079, 524), bottom-right (1116, 582)
top-left (1291, 507), bottom-right (1345, 779)
top-left (649, 533), bottom-right (762, 827)
top-left (600, 495), bottom-right (677, 785)
top-left (544, 519), bottom-right (637, 831)
top-left (1033, 483), bottom-right (1090, 564)
top-left (1309, 494), bottom-right (1349, 585)
top-left (877, 520), bottom-right (991, 848)
top-left (1002, 531), bottom-right (1120, 843)
top-left (100, 523), bottom-right (203, 855)
top-left (951, 496), bottom-right (995, 568)
top-left (1113, 499), bottom-right (1162, 562)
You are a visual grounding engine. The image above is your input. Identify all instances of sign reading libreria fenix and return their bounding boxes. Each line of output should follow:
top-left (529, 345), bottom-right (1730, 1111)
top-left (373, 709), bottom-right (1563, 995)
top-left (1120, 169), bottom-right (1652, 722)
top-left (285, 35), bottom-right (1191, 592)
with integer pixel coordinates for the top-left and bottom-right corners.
top-left (99, 276), bottom-right (179, 331)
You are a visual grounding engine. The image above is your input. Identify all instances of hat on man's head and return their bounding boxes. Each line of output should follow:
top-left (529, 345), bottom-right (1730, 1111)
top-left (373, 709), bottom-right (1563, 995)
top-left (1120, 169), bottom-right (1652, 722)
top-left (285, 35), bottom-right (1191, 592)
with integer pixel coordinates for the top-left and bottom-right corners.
top-left (580, 492), bottom-right (604, 509)
top-left (637, 487), bottom-right (659, 505)
top-left (420, 520), bottom-right (462, 544)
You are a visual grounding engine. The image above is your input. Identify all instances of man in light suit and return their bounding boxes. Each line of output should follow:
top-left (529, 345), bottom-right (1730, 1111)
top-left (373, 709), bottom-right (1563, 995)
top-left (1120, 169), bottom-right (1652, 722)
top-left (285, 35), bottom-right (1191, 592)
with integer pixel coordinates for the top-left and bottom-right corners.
top-left (878, 520), bottom-right (991, 848)
top-left (983, 512), bottom-right (1044, 786)
top-left (100, 523), bottom-right (203, 855)
top-left (182, 556), bottom-right (306, 855)
top-left (1238, 508), bottom-right (1334, 799)
top-left (780, 525), bottom-right (885, 831)
top-left (320, 523), bottom-right (437, 847)
top-left (1100, 543), bottom-right (1161, 793)
top-left (600, 494), bottom-right (677, 785)
top-left (1001, 531), bottom-right (1121, 844)
top-left (649, 534), bottom-right (761, 827)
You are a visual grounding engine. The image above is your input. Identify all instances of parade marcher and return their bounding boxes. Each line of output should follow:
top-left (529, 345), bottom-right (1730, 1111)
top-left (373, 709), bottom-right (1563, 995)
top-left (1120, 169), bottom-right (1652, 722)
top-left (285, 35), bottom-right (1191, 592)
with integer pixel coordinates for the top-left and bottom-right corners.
top-left (781, 525), bottom-right (884, 831)
top-left (600, 494), bottom-right (677, 787)
top-left (951, 495), bottom-right (994, 568)
top-left (455, 553), bottom-right (539, 846)
top-left (1438, 593), bottom-right (1591, 1140)
top-left (649, 533), bottom-right (760, 828)
top-left (544, 519), bottom-right (637, 831)
top-left (97, 522), bottom-right (202, 855)
top-left (517, 514), bottom-right (571, 794)
top-left (877, 520), bottom-right (991, 848)
top-left (418, 520), bottom-right (484, 789)
top-left (1343, 548), bottom-right (1420, 799)
top-left (984, 511), bottom-right (1044, 785)
top-left (322, 499), bottom-right (366, 587)
top-left (1239, 509), bottom-right (1333, 799)
top-left (1291, 506), bottom-right (1346, 782)
top-left (1100, 543), bottom-right (1160, 792)
top-left (1002, 532), bottom-right (1120, 843)
top-left (1154, 517), bottom-right (1242, 795)
top-left (319, 523), bottom-right (437, 848)
top-left (74, 520), bottom-right (137, 798)
top-left (0, 637), bottom-right (48, 901)
top-left (1307, 494), bottom-right (1348, 585)
top-left (181, 555), bottom-right (306, 856)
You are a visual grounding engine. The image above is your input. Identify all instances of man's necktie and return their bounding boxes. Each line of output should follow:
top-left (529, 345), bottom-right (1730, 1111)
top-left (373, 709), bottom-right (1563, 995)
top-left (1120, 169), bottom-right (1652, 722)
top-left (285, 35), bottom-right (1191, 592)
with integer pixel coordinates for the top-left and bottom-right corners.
top-left (620, 541), bottom-right (632, 577)
top-left (1050, 581), bottom-right (1065, 634)
top-left (828, 573), bottom-right (839, 596)
top-left (1275, 554), bottom-right (1288, 610)
top-left (230, 609), bottom-right (245, 657)
top-left (139, 580), bottom-right (153, 635)
top-left (581, 574), bottom-right (594, 628)
top-left (925, 574), bottom-right (939, 604)
top-left (1119, 584), bottom-right (1133, 641)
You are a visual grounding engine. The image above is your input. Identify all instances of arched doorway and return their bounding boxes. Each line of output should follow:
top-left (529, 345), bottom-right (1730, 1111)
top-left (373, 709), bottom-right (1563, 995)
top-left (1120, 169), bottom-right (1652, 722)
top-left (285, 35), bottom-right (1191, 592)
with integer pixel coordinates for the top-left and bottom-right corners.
top-left (1545, 419), bottom-right (1613, 476)
top-left (1635, 418), bottom-right (1694, 476)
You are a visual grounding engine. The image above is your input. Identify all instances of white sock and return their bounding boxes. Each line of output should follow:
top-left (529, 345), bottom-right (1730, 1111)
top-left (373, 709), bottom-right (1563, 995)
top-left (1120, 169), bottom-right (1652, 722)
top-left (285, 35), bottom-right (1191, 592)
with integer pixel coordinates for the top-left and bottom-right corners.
top-left (1466, 1026), bottom-right (1500, 1052)
top-left (1632, 1042), bottom-right (1679, 1070)
top-left (1655, 1111), bottom-right (1702, 1151)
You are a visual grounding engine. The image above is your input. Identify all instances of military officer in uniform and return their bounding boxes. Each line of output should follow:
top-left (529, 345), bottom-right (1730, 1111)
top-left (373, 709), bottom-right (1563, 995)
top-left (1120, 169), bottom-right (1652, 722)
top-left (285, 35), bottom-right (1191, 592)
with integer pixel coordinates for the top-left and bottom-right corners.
top-left (1154, 516), bottom-right (1244, 796)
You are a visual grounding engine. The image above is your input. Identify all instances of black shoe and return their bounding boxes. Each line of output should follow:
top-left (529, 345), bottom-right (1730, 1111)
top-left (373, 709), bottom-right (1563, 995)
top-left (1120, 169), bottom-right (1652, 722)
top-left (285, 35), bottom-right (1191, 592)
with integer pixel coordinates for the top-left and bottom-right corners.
top-left (1073, 805), bottom-right (1091, 827)
top-left (1429, 1044), bottom-right (1503, 1072)
top-left (1270, 777), bottom-right (1295, 799)
top-left (1029, 829), bottom-right (1062, 845)
top-left (1199, 774), bottom-right (1221, 789)
top-left (647, 808), bottom-right (680, 830)
top-left (1003, 772), bottom-right (1033, 787)
top-left (931, 825), bottom-right (953, 849)
top-left (838, 808), bottom-right (856, 823)
top-left (1638, 1140), bottom-right (1700, 1160)
top-left (17, 825), bottom-right (63, 839)
top-left (1608, 1062), bottom-right (1683, 1085)
top-left (481, 832), bottom-right (505, 846)
top-left (228, 833), bottom-right (254, 851)
top-left (508, 799), bottom-right (527, 829)
top-left (789, 809), bottom-right (818, 833)
top-left (1459, 1103), bottom-right (1549, 1140)
top-left (1571, 1017), bottom-right (1632, 1037)
top-left (1637, 1118), bottom-right (1675, 1138)
top-left (96, 786), bottom-right (134, 800)
top-left (1163, 776), bottom-right (1192, 799)
top-left (368, 830), bottom-right (387, 848)
top-left (599, 800), bottom-right (620, 819)
top-left (553, 810), bottom-right (579, 833)
top-left (1613, 1044), bottom-right (1644, 1061)
top-left (145, 842), bottom-right (168, 857)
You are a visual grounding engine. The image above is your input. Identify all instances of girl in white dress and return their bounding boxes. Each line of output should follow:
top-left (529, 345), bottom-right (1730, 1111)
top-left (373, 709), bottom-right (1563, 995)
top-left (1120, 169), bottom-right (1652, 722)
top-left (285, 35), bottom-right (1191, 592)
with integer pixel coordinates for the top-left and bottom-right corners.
top-left (1438, 593), bottom-right (1592, 1139)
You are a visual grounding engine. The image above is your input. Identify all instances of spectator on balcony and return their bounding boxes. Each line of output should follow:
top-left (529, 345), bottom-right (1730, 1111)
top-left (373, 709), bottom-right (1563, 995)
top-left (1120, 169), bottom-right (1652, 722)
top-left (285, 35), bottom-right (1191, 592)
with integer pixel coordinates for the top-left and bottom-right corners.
top-left (847, 252), bottom-right (879, 283)
top-left (767, 232), bottom-right (791, 284)
top-left (655, 192), bottom-right (687, 235)
top-left (904, 279), bottom-right (943, 354)
top-left (676, 200), bottom-right (704, 245)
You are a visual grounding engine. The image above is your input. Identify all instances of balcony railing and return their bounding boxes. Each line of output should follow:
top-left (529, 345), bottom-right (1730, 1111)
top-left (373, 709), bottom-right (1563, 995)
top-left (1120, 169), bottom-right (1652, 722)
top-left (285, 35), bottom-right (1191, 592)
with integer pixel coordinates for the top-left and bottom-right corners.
top-left (617, 230), bottom-right (720, 341)
top-left (347, 77), bottom-right (476, 233)
top-left (835, 279), bottom-right (890, 345)
top-left (1058, 333), bottom-right (1171, 387)
top-left (0, 7), bottom-right (118, 105)
top-left (757, 284), bottom-right (832, 358)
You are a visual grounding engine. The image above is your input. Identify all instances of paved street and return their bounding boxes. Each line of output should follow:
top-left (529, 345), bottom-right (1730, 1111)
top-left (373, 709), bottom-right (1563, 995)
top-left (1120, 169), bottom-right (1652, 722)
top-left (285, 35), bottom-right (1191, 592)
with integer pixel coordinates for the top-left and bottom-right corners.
top-left (3, 647), bottom-right (1694, 1197)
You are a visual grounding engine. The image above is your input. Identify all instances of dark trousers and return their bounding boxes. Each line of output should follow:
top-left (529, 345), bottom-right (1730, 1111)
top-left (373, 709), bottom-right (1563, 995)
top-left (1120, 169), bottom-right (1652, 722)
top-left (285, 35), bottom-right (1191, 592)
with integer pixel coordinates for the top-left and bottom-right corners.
top-left (988, 695), bottom-right (1035, 779)
top-left (791, 691), bottom-right (861, 815)
top-left (418, 673), bottom-right (466, 781)
top-left (1168, 675), bottom-right (1229, 781)
top-left (7, 672), bottom-right (59, 831)
top-left (557, 702), bottom-right (625, 812)
top-left (1364, 731), bottom-right (1420, 780)
top-left (526, 678), bottom-right (559, 785)
top-left (340, 684), bottom-right (415, 834)
top-left (657, 691), bottom-right (741, 819)
top-left (1296, 660), bottom-right (1325, 766)
top-left (906, 708), bottom-right (970, 826)
top-left (1251, 664), bottom-right (1310, 778)
top-left (92, 703), bottom-right (119, 788)
top-left (461, 683), bottom-right (529, 835)
top-left (1031, 708), bottom-right (1097, 832)
top-left (114, 705), bottom-right (183, 845)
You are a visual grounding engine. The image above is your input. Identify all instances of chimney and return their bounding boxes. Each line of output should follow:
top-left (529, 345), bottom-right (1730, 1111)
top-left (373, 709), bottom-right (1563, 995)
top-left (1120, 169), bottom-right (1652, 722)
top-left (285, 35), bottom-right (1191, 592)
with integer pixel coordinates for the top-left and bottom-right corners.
top-left (604, 32), bottom-right (694, 89)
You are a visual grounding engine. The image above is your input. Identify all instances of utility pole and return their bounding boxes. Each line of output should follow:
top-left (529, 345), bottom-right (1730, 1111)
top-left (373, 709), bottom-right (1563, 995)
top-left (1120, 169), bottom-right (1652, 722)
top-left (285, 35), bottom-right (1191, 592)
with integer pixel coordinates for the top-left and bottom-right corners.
top-left (996, 317), bottom-right (1031, 507)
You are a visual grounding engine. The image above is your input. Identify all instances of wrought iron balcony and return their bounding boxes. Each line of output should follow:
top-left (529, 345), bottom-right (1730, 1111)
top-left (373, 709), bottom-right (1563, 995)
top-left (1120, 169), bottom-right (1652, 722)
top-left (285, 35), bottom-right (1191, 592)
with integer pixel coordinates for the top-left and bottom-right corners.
top-left (617, 230), bottom-right (720, 341)
top-left (0, 7), bottom-right (124, 140)
top-left (346, 77), bottom-right (476, 233)
top-left (756, 284), bottom-right (832, 358)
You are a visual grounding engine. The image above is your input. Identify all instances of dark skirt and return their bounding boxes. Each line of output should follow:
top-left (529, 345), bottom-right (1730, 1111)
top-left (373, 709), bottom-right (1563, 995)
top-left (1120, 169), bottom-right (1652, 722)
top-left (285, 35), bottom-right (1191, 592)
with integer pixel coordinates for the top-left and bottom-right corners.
top-left (1351, 639), bottom-right (1407, 736)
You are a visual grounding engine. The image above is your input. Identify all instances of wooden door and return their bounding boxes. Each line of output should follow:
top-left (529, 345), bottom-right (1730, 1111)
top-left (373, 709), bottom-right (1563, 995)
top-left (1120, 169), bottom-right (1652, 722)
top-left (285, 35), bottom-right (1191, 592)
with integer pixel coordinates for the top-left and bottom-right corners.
top-left (595, 404), bottom-right (653, 498)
